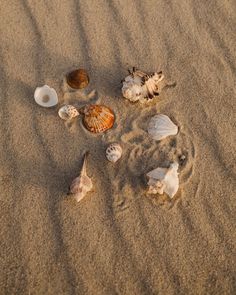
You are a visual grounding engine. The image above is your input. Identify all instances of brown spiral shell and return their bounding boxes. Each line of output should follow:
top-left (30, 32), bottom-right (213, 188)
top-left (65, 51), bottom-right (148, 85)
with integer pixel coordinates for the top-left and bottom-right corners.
top-left (66, 69), bottom-right (89, 89)
top-left (79, 104), bottom-right (115, 133)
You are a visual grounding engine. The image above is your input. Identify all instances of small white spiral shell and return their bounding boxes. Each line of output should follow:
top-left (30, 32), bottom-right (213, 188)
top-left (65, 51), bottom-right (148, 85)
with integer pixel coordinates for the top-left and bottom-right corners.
top-left (106, 143), bottom-right (122, 163)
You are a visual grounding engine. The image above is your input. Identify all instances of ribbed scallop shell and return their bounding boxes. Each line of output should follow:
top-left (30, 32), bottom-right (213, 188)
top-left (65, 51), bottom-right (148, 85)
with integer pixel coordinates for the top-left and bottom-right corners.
top-left (58, 105), bottom-right (79, 120)
top-left (148, 114), bottom-right (178, 140)
top-left (80, 104), bottom-right (115, 133)
top-left (106, 143), bottom-right (122, 163)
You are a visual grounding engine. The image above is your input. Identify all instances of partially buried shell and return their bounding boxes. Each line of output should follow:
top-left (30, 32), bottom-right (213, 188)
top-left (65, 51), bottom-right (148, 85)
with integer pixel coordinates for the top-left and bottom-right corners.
top-left (58, 105), bottom-right (79, 120)
top-left (68, 151), bottom-right (93, 203)
top-left (106, 143), bottom-right (122, 163)
top-left (66, 69), bottom-right (89, 89)
top-left (148, 114), bottom-right (178, 140)
top-left (79, 104), bottom-right (115, 133)
top-left (146, 162), bottom-right (179, 198)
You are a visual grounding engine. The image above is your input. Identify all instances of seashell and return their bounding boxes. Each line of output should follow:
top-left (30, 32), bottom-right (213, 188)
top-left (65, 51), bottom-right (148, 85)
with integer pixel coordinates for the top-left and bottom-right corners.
top-left (34, 85), bottom-right (58, 107)
top-left (146, 162), bottom-right (179, 198)
top-left (106, 143), bottom-right (122, 163)
top-left (122, 67), bottom-right (165, 103)
top-left (68, 151), bottom-right (93, 202)
top-left (66, 69), bottom-right (89, 89)
top-left (148, 114), bottom-right (178, 140)
top-left (58, 105), bottom-right (79, 120)
top-left (79, 104), bottom-right (115, 133)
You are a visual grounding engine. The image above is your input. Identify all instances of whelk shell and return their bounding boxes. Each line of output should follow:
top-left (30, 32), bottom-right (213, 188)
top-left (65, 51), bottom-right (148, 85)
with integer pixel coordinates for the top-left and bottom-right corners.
top-left (68, 151), bottom-right (93, 203)
top-left (146, 162), bottom-right (179, 198)
top-left (79, 104), bottom-right (115, 133)
top-left (148, 114), bottom-right (178, 140)
top-left (34, 85), bottom-right (58, 107)
top-left (122, 67), bottom-right (164, 103)
top-left (58, 105), bottom-right (79, 120)
top-left (106, 143), bottom-right (122, 163)
top-left (66, 69), bottom-right (89, 89)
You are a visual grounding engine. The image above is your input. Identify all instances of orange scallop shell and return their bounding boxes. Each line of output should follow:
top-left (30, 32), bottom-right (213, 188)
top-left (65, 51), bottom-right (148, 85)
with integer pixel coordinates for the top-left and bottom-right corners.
top-left (66, 69), bottom-right (89, 89)
top-left (80, 104), bottom-right (115, 133)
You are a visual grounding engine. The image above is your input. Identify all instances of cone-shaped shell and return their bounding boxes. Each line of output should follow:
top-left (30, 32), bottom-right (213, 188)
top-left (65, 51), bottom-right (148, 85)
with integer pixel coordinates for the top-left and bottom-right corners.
top-left (80, 104), bottom-right (115, 133)
top-left (58, 105), bottom-right (79, 120)
top-left (146, 162), bottom-right (179, 198)
top-left (34, 85), bottom-right (58, 107)
top-left (148, 114), bottom-right (178, 140)
top-left (106, 143), bottom-right (122, 163)
top-left (69, 152), bottom-right (93, 203)
top-left (66, 69), bottom-right (89, 89)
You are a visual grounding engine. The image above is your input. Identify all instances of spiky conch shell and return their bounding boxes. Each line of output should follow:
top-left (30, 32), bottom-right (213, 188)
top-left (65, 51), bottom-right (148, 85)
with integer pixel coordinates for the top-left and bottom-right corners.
top-left (79, 104), bottom-right (115, 133)
top-left (106, 143), bottom-right (122, 163)
top-left (69, 152), bottom-right (93, 203)
top-left (147, 114), bottom-right (178, 140)
top-left (122, 69), bottom-right (164, 103)
top-left (58, 105), bottom-right (79, 120)
top-left (146, 162), bottom-right (179, 198)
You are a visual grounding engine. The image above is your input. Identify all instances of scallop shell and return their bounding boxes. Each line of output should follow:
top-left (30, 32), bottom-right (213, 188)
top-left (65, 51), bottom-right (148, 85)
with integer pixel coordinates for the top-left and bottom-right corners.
top-left (79, 104), bottom-right (115, 133)
top-left (69, 152), bottom-right (93, 203)
top-left (146, 162), bottom-right (179, 198)
top-left (58, 105), bottom-right (79, 120)
top-left (122, 68), bottom-right (164, 103)
top-left (148, 114), bottom-right (178, 140)
top-left (66, 69), bottom-right (89, 89)
top-left (34, 85), bottom-right (58, 107)
top-left (106, 143), bottom-right (122, 163)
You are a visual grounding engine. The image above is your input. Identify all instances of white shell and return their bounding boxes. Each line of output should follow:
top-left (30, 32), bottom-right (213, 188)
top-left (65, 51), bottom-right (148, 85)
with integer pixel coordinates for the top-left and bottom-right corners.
top-left (58, 105), bottom-right (79, 120)
top-left (69, 152), bottom-right (93, 203)
top-left (106, 143), bottom-right (122, 163)
top-left (122, 69), bottom-right (164, 103)
top-left (146, 162), bottom-right (179, 198)
top-left (34, 85), bottom-right (58, 107)
top-left (148, 114), bottom-right (178, 140)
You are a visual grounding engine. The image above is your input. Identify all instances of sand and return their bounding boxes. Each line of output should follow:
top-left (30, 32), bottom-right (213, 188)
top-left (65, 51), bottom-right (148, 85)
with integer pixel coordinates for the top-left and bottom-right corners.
top-left (0, 0), bottom-right (236, 294)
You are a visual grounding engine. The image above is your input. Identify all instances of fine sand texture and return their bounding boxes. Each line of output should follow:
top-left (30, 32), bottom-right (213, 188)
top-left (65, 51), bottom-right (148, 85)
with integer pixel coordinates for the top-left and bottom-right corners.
top-left (0, 1), bottom-right (236, 294)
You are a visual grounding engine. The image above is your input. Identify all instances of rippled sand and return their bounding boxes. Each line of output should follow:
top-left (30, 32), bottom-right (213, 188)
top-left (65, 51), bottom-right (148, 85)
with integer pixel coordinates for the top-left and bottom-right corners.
top-left (0, 1), bottom-right (235, 294)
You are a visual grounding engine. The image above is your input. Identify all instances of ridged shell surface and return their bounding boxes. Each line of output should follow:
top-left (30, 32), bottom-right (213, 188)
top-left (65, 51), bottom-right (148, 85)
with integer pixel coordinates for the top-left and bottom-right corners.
top-left (58, 105), bottom-right (79, 120)
top-left (148, 114), bottom-right (178, 140)
top-left (80, 105), bottom-right (115, 133)
top-left (106, 143), bottom-right (122, 163)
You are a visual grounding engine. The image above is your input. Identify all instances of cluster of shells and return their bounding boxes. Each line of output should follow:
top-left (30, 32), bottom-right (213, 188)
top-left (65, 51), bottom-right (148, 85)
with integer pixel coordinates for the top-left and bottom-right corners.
top-left (34, 67), bottom-right (181, 203)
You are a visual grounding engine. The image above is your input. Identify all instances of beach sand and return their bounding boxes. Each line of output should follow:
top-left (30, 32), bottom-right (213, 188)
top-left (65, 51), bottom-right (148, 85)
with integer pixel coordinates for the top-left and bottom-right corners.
top-left (0, 0), bottom-right (235, 294)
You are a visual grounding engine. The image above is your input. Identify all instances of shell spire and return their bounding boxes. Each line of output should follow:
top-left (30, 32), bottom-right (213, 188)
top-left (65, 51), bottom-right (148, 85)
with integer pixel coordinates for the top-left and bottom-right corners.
top-left (69, 151), bottom-right (93, 203)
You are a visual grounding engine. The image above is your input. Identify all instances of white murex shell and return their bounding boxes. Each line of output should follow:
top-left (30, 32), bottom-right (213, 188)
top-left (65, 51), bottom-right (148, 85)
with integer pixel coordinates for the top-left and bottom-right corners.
top-left (147, 114), bottom-right (178, 140)
top-left (121, 68), bottom-right (164, 103)
top-left (58, 105), bottom-right (79, 120)
top-left (146, 162), bottom-right (179, 198)
top-left (68, 152), bottom-right (93, 203)
top-left (106, 143), bottom-right (122, 163)
top-left (34, 85), bottom-right (58, 107)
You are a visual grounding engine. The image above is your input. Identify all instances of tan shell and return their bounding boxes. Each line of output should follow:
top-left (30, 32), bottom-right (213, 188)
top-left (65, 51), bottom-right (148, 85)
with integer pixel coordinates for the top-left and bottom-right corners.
top-left (58, 105), bottom-right (79, 120)
top-left (69, 152), bottom-right (93, 203)
top-left (66, 69), bottom-right (89, 89)
top-left (79, 104), bottom-right (115, 133)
